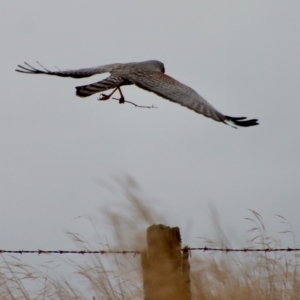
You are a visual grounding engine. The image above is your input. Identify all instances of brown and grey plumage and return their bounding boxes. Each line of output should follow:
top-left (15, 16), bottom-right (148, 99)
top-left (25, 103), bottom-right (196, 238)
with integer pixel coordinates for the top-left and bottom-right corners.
top-left (16, 60), bottom-right (258, 127)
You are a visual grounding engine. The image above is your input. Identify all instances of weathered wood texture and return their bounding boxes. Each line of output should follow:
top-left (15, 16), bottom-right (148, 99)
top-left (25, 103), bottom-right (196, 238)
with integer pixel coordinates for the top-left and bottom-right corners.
top-left (142, 224), bottom-right (191, 300)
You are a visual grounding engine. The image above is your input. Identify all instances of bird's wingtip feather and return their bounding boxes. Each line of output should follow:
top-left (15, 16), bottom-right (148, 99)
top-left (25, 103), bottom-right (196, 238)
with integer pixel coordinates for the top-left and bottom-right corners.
top-left (225, 115), bottom-right (259, 127)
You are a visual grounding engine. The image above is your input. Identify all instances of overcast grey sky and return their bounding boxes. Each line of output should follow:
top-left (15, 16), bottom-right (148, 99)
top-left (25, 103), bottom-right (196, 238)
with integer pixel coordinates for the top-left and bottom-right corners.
top-left (1, 1), bottom-right (300, 269)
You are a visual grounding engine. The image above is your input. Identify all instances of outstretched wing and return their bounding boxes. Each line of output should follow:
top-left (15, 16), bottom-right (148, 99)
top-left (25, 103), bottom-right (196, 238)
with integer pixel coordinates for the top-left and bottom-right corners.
top-left (16, 62), bottom-right (121, 79)
top-left (127, 71), bottom-right (258, 127)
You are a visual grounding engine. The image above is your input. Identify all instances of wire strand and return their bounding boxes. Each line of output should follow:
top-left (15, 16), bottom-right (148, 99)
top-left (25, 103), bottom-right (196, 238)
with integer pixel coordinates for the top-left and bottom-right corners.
top-left (1, 247), bottom-right (299, 255)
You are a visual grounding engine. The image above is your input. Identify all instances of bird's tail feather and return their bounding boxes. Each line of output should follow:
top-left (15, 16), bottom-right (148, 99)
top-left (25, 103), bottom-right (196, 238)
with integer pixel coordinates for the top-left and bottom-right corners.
top-left (76, 76), bottom-right (124, 98)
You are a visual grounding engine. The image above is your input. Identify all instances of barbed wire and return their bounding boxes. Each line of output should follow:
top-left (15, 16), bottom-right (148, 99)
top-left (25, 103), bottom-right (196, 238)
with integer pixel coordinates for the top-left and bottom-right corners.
top-left (187, 247), bottom-right (300, 252)
top-left (0, 250), bottom-right (140, 256)
top-left (1, 247), bottom-right (300, 256)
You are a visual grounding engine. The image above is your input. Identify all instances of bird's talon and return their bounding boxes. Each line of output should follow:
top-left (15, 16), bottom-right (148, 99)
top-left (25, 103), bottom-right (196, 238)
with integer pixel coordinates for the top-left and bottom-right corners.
top-left (99, 93), bottom-right (110, 100)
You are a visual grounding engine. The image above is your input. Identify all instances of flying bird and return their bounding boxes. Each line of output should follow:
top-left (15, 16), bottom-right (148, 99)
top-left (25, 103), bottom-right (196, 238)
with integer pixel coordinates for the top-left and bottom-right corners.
top-left (16, 60), bottom-right (258, 128)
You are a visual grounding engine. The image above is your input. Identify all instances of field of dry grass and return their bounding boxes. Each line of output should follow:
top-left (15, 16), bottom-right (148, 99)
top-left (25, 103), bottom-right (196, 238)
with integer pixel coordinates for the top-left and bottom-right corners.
top-left (1, 179), bottom-right (299, 299)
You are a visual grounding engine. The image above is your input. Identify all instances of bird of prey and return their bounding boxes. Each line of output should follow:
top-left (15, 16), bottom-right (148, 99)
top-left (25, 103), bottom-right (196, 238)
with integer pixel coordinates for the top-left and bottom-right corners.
top-left (16, 60), bottom-right (258, 128)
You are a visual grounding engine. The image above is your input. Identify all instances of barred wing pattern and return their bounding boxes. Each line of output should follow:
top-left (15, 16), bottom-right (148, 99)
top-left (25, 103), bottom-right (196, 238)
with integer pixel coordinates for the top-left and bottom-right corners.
top-left (16, 62), bottom-right (120, 79)
top-left (127, 71), bottom-right (258, 127)
top-left (128, 71), bottom-right (226, 123)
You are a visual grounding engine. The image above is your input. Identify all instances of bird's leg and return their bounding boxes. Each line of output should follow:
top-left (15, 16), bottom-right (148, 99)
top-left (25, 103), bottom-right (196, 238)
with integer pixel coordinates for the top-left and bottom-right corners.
top-left (99, 87), bottom-right (118, 101)
top-left (99, 87), bottom-right (125, 104)
top-left (117, 87), bottom-right (125, 104)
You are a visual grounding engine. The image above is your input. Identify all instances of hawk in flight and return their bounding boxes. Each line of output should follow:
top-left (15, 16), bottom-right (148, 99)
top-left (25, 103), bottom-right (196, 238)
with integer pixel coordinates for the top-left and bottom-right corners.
top-left (16, 60), bottom-right (258, 128)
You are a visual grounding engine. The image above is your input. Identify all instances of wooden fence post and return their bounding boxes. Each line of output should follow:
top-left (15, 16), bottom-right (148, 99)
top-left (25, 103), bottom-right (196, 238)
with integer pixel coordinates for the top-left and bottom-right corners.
top-left (141, 224), bottom-right (191, 300)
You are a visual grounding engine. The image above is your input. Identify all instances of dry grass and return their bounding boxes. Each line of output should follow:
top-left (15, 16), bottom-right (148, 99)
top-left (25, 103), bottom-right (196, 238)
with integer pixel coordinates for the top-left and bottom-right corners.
top-left (1, 178), bottom-right (299, 299)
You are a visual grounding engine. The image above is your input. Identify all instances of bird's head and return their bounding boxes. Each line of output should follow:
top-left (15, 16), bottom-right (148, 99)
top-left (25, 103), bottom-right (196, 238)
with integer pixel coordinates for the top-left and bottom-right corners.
top-left (137, 60), bottom-right (165, 73)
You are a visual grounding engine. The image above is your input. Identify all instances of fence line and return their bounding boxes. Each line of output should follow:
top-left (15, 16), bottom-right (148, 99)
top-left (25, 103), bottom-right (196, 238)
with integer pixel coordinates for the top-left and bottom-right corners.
top-left (1, 247), bottom-right (300, 256)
